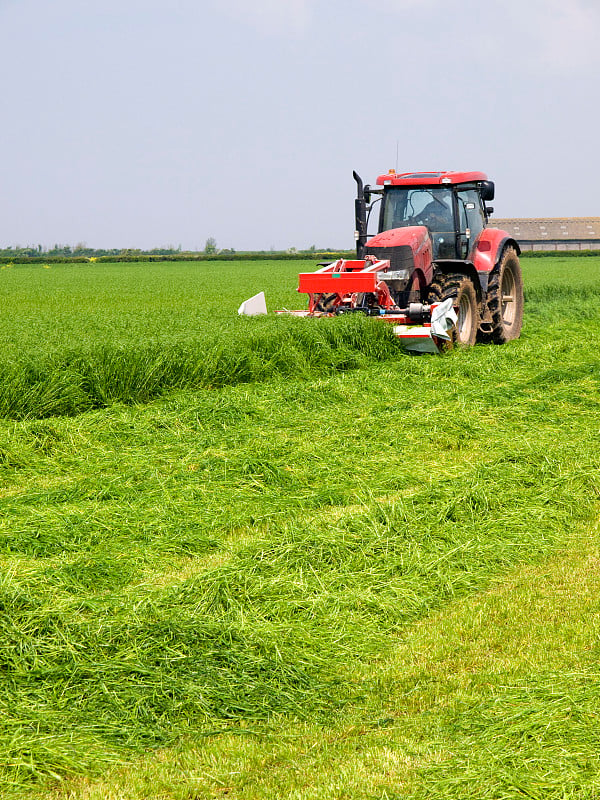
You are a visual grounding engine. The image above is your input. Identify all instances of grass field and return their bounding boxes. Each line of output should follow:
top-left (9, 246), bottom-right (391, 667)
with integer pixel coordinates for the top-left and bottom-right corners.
top-left (1, 256), bottom-right (600, 798)
top-left (0, 261), bottom-right (401, 418)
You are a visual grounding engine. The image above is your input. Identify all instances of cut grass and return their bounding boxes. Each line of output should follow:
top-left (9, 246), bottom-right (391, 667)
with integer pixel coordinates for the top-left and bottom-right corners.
top-left (51, 518), bottom-right (600, 800)
top-left (1, 256), bottom-right (600, 797)
top-left (26, 521), bottom-right (600, 800)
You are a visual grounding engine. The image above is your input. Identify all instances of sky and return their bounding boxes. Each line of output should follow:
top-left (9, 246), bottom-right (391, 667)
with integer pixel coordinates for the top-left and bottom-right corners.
top-left (0, 0), bottom-right (598, 251)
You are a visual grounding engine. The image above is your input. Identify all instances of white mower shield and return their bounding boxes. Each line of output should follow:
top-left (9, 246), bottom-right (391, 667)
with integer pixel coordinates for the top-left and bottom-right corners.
top-left (238, 292), bottom-right (267, 316)
top-left (430, 297), bottom-right (458, 340)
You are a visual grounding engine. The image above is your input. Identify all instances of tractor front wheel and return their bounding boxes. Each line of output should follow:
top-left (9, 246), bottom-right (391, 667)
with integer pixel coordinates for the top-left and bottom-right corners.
top-left (428, 273), bottom-right (479, 348)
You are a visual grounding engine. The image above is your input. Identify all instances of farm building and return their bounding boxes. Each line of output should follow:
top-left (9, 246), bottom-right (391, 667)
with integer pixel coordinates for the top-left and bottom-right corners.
top-left (493, 218), bottom-right (600, 251)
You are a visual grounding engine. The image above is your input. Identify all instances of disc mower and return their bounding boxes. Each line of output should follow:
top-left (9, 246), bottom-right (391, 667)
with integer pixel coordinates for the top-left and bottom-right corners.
top-left (239, 170), bottom-right (524, 353)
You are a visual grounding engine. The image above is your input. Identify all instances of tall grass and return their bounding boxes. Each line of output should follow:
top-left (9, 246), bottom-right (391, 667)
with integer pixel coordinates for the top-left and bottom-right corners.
top-left (0, 260), bottom-right (410, 418)
top-left (0, 315), bottom-right (401, 419)
top-left (1, 254), bottom-right (599, 420)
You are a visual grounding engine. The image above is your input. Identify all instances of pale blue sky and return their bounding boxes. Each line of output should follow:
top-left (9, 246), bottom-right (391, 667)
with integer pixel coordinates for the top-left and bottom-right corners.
top-left (0, 0), bottom-right (598, 250)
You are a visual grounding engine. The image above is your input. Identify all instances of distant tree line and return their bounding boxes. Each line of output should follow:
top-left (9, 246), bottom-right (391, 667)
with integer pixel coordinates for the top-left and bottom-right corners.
top-left (0, 244), bottom-right (188, 259)
top-left (1, 237), bottom-right (597, 265)
top-left (0, 239), bottom-right (351, 262)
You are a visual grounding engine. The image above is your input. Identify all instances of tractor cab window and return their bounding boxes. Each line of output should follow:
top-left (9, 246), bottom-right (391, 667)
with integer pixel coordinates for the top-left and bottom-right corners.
top-left (381, 186), bottom-right (456, 258)
top-left (456, 189), bottom-right (486, 257)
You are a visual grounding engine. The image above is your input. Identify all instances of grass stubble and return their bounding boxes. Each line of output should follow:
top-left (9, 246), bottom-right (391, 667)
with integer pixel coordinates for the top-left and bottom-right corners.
top-left (0, 257), bottom-right (599, 798)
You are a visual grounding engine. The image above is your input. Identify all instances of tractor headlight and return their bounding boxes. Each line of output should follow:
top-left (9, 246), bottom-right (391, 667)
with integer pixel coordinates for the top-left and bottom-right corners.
top-left (377, 269), bottom-right (410, 282)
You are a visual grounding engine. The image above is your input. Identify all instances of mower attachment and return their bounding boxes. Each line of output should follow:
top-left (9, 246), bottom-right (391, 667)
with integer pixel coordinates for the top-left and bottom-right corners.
top-left (238, 259), bottom-right (458, 354)
top-left (391, 298), bottom-right (457, 354)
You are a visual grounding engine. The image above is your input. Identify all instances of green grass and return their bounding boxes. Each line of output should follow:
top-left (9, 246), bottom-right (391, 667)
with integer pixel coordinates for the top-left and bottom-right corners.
top-left (0, 313), bottom-right (403, 419)
top-left (0, 261), bottom-right (403, 418)
top-left (1, 256), bottom-right (600, 798)
top-left (0, 260), bottom-right (302, 355)
top-left (66, 522), bottom-right (599, 800)
top-left (0, 254), bottom-right (597, 420)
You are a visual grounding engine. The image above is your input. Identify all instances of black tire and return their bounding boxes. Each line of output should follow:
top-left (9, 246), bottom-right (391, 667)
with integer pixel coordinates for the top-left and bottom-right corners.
top-left (406, 270), bottom-right (427, 304)
top-left (428, 273), bottom-right (479, 348)
top-left (486, 247), bottom-right (524, 343)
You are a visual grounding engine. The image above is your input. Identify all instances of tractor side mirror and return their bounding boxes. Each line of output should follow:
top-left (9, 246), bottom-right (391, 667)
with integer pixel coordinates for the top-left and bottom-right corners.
top-left (363, 185), bottom-right (372, 204)
top-left (480, 181), bottom-right (495, 201)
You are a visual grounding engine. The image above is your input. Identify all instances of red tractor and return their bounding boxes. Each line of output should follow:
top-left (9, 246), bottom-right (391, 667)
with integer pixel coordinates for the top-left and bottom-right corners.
top-left (282, 170), bottom-right (524, 353)
top-left (239, 169), bottom-right (524, 353)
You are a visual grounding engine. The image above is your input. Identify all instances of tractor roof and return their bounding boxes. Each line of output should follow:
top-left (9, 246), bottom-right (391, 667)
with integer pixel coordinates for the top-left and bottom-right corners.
top-left (376, 170), bottom-right (488, 186)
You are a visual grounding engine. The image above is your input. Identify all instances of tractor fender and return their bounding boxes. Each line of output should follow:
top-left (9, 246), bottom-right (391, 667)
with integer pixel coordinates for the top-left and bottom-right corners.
top-left (410, 267), bottom-right (429, 298)
top-left (432, 260), bottom-right (484, 301)
top-left (472, 229), bottom-right (521, 275)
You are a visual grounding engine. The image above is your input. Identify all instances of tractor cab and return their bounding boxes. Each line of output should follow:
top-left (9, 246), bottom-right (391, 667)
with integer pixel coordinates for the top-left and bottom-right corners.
top-left (366, 171), bottom-right (495, 261)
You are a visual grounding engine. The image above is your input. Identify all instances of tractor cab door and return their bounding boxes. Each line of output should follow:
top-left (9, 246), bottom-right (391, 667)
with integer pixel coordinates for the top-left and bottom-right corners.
top-left (456, 188), bottom-right (486, 259)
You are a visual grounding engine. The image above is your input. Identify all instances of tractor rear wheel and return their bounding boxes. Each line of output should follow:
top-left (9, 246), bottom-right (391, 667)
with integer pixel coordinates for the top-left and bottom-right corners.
top-left (485, 247), bottom-right (524, 343)
top-left (428, 273), bottom-right (479, 348)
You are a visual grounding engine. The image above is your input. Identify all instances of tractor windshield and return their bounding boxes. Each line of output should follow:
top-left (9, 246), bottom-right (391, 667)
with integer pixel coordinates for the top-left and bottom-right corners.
top-left (380, 186), bottom-right (456, 258)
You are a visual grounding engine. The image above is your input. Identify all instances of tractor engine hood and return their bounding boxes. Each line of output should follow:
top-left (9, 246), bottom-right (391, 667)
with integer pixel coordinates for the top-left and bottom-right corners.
top-left (366, 225), bottom-right (430, 252)
top-left (364, 225), bottom-right (433, 287)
